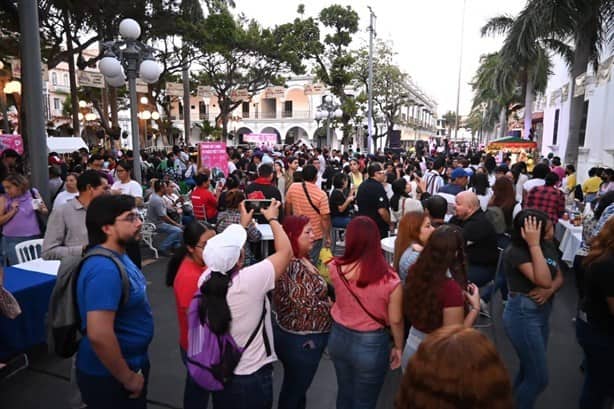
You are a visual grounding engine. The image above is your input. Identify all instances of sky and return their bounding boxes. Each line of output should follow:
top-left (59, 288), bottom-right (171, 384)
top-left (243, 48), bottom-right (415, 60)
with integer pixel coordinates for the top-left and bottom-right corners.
top-left (232, 0), bottom-right (526, 117)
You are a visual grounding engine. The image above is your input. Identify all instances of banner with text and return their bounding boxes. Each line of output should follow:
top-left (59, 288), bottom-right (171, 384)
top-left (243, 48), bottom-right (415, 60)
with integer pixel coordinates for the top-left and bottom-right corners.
top-left (197, 86), bottom-right (215, 98)
top-left (77, 71), bottom-right (105, 88)
top-left (199, 142), bottom-right (228, 177)
top-left (243, 133), bottom-right (278, 147)
top-left (0, 134), bottom-right (24, 155)
top-left (166, 82), bottom-right (184, 97)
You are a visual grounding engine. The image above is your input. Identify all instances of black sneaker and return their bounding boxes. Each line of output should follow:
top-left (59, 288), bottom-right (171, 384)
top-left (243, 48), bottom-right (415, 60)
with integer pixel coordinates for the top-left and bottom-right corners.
top-left (0, 354), bottom-right (28, 381)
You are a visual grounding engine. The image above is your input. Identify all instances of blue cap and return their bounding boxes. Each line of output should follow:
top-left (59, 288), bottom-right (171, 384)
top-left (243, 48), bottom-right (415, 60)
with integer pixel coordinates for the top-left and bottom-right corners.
top-left (451, 168), bottom-right (469, 179)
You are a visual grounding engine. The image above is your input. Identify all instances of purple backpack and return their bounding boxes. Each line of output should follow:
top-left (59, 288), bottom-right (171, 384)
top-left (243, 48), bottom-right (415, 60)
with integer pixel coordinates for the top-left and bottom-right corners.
top-left (186, 294), bottom-right (268, 390)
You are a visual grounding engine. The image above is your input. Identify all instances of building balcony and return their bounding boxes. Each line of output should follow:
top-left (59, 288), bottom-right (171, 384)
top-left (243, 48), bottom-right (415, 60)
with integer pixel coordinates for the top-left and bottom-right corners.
top-left (245, 110), bottom-right (312, 121)
top-left (50, 83), bottom-right (70, 94)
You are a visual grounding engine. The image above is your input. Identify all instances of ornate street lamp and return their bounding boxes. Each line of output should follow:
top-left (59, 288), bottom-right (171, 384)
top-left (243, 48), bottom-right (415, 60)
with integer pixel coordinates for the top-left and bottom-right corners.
top-left (98, 18), bottom-right (162, 183)
top-left (315, 95), bottom-right (343, 148)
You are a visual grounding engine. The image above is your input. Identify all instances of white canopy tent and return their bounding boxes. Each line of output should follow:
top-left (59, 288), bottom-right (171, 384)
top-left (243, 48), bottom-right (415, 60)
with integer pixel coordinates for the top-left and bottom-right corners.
top-left (46, 137), bottom-right (88, 154)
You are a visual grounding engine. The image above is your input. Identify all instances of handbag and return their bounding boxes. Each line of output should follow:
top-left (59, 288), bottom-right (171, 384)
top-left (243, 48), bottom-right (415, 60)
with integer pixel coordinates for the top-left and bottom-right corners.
top-left (29, 188), bottom-right (47, 233)
top-left (0, 269), bottom-right (21, 319)
top-left (336, 263), bottom-right (389, 330)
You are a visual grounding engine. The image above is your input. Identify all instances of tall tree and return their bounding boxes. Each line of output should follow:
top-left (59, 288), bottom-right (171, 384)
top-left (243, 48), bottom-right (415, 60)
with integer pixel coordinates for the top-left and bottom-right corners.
top-left (514, 0), bottom-right (614, 165)
top-left (352, 40), bottom-right (411, 147)
top-left (192, 9), bottom-right (308, 139)
top-left (481, 11), bottom-right (571, 142)
top-left (470, 52), bottom-right (522, 138)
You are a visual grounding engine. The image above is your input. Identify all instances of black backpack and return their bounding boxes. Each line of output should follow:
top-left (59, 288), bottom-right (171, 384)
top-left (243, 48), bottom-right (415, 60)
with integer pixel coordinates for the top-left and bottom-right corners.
top-left (47, 248), bottom-right (130, 358)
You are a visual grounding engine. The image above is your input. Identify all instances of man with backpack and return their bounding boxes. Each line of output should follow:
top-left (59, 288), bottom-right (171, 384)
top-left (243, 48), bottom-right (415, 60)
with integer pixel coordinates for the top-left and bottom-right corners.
top-left (42, 170), bottom-right (110, 260)
top-left (75, 195), bottom-right (154, 409)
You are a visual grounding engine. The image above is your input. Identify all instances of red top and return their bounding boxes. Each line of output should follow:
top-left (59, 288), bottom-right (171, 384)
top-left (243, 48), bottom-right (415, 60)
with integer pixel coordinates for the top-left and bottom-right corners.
top-left (329, 260), bottom-right (400, 331)
top-left (191, 186), bottom-right (218, 221)
top-left (173, 257), bottom-right (205, 350)
top-left (412, 278), bottom-right (464, 333)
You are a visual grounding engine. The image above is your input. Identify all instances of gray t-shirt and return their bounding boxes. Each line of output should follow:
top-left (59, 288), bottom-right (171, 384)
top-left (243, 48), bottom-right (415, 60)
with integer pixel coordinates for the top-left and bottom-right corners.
top-left (147, 194), bottom-right (167, 226)
top-left (504, 241), bottom-right (559, 294)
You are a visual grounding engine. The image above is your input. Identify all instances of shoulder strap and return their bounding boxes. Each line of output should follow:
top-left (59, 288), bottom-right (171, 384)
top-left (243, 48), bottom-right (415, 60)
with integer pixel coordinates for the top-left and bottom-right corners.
top-left (51, 181), bottom-right (65, 203)
top-left (336, 264), bottom-right (387, 327)
top-left (243, 298), bottom-right (271, 356)
top-left (82, 248), bottom-right (131, 307)
top-left (302, 182), bottom-right (320, 215)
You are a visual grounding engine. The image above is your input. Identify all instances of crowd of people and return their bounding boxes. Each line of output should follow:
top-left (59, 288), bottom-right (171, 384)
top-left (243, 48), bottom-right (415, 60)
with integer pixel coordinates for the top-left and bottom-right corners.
top-left (0, 140), bottom-right (613, 409)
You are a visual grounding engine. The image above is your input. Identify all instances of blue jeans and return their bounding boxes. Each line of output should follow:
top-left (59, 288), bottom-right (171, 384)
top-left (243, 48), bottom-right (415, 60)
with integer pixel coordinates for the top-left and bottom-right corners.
top-left (211, 363), bottom-right (273, 409)
top-left (156, 222), bottom-right (183, 252)
top-left (273, 323), bottom-right (329, 409)
top-left (328, 321), bottom-right (390, 409)
top-left (468, 263), bottom-right (496, 302)
top-left (180, 348), bottom-right (209, 409)
top-left (2, 234), bottom-right (41, 266)
top-left (503, 294), bottom-right (552, 409)
top-left (576, 318), bottom-right (614, 409)
top-left (332, 216), bottom-right (351, 228)
top-left (76, 363), bottom-right (150, 409)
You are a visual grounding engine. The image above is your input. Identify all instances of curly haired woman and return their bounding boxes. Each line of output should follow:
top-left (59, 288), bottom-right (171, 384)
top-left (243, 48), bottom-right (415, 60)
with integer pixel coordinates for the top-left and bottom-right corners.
top-left (402, 225), bottom-right (481, 369)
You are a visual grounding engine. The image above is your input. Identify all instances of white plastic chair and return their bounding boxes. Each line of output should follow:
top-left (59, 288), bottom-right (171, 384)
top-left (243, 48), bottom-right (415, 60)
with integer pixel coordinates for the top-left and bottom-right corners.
top-left (141, 222), bottom-right (159, 259)
top-left (15, 239), bottom-right (44, 264)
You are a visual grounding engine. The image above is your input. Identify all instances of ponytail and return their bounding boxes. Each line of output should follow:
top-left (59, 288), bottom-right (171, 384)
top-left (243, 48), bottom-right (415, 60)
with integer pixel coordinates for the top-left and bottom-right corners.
top-left (165, 246), bottom-right (189, 287)
top-left (165, 221), bottom-right (211, 287)
top-left (198, 271), bottom-right (232, 334)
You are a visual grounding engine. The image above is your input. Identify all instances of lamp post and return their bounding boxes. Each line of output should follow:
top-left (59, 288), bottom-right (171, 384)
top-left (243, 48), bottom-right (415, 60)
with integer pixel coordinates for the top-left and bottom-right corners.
top-left (98, 18), bottom-right (162, 183)
top-left (315, 95), bottom-right (343, 148)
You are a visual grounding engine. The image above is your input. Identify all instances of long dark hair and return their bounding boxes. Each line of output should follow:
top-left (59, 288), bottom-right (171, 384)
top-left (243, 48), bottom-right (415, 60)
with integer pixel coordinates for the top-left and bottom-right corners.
top-left (510, 209), bottom-right (548, 250)
top-left (198, 270), bottom-right (233, 334)
top-left (593, 191), bottom-right (614, 220)
top-left (390, 178), bottom-right (409, 212)
top-left (404, 225), bottom-right (467, 330)
top-left (165, 222), bottom-right (213, 287)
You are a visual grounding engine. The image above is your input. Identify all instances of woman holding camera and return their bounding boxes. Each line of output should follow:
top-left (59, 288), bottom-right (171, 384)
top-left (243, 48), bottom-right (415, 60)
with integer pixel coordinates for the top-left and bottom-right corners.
top-left (0, 174), bottom-right (48, 265)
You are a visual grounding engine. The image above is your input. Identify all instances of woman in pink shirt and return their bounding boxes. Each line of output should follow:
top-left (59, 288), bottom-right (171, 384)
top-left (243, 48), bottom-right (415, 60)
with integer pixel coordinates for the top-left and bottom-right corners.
top-left (166, 222), bottom-right (216, 409)
top-left (327, 216), bottom-right (404, 409)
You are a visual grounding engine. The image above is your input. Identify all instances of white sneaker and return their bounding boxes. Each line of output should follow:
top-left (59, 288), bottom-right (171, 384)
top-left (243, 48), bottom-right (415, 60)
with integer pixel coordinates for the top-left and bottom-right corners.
top-left (479, 299), bottom-right (491, 318)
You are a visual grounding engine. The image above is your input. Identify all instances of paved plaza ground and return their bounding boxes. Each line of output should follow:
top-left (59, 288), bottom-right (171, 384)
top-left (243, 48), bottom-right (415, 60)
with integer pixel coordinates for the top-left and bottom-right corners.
top-left (1, 248), bottom-right (584, 409)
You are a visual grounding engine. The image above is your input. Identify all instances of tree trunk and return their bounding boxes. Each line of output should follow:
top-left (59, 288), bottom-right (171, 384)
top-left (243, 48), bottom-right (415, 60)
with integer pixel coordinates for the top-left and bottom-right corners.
top-left (498, 107), bottom-right (507, 138)
top-left (523, 77), bottom-right (534, 139)
top-left (64, 11), bottom-right (80, 137)
top-left (564, 32), bottom-right (592, 167)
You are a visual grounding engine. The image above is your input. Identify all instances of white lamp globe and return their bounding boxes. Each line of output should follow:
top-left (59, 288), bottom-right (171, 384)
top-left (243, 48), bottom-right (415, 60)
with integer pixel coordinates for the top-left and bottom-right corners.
top-left (85, 113), bottom-right (97, 121)
top-left (334, 108), bottom-right (343, 118)
top-left (106, 74), bottom-right (126, 88)
top-left (140, 110), bottom-right (152, 120)
top-left (139, 60), bottom-right (161, 83)
top-left (99, 57), bottom-right (122, 78)
top-left (315, 111), bottom-right (324, 120)
top-left (324, 95), bottom-right (333, 103)
top-left (79, 100), bottom-right (87, 108)
top-left (78, 113), bottom-right (84, 121)
top-left (140, 96), bottom-right (149, 104)
top-left (119, 18), bottom-right (141, 41)
top-left (151, 111), bottom-right (160, 120)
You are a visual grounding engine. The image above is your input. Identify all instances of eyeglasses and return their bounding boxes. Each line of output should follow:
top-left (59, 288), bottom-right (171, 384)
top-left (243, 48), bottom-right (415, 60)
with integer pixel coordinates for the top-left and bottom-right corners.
top-left (116, 213), bottom-right (142, 223)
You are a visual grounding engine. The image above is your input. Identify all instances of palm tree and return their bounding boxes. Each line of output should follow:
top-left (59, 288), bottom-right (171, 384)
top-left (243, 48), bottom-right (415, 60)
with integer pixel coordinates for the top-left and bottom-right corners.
top-left (481, 12), bottom-right (571, 142)
top-left (470, 52), bottom-right (520, 139)
top-left (442, 110), bottom-right (457, 138)
top-left (509, 0), bottom-right (614, 165)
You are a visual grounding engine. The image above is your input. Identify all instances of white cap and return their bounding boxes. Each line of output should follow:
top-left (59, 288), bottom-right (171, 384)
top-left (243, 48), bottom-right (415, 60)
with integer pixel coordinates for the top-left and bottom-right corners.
top-left (203, 224), bottom-right (247, 273)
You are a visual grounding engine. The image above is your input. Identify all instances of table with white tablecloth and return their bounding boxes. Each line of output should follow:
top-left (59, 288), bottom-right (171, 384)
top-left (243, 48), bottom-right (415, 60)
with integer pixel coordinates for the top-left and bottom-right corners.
top-left (256, 223), bottom-right (273, 258)
top-left (381, 236), bottom-right (396, 265)
top-left (555, 219), bottom-right (583, 266)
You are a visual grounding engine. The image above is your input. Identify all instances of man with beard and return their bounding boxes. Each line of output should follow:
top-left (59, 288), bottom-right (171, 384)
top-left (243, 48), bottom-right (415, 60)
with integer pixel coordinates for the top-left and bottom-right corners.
top-left (75, 195), bottom-right (154, 409)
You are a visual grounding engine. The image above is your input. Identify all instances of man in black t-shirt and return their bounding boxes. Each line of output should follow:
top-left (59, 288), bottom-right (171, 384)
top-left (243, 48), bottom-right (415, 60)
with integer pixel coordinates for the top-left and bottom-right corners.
top-left (356, 162), bottom-right (391, 238)
top-left (330, 173), bottom-right (354, 228)
top-left (245, 163), bottom-right (283, 223)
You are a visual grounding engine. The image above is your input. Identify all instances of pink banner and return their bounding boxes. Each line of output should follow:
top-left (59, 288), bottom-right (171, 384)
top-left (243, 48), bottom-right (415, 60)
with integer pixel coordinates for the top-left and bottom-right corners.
top-left (0, 134), bottom-right (24, 155)
top-left (244, 133), bottom-right (277, 146)
top-left (199, 142), bottom-right (228, 176)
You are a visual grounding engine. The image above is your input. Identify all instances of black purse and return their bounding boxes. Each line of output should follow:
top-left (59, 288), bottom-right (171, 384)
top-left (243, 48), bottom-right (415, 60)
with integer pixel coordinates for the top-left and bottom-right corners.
top-left (29, 188), bottom-right (47, 234)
